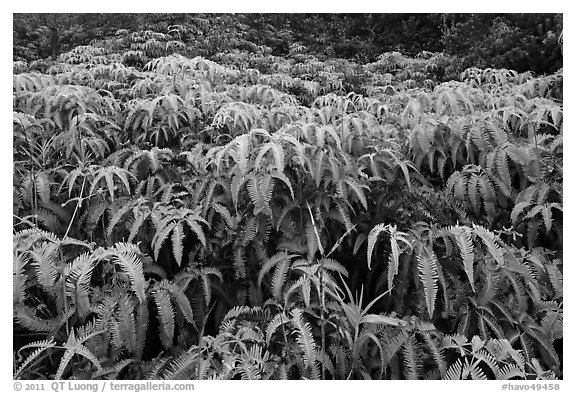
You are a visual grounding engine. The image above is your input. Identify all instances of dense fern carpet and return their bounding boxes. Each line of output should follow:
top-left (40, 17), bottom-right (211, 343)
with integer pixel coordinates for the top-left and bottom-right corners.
top-left (13, 13), bottom-right (562, 380)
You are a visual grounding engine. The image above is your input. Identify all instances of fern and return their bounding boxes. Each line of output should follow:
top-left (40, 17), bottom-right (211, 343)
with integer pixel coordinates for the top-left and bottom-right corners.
top-left (66, 252), bottom-right (99, 319)
top-left (291, 308), bottom-right (317, 374)
top-left (448, 225), bottom-right (476, 290)
top-left (152, 288), bottom-right (175, 349)
top-left (473, 224), bottom-right (505, 266)
top-left (401, 334), bottom-right (420, 380)
top-left (56, 328), bottom-right (105, 379)
top-left (14, 339), bottom-right (57, 379)
top-left (160, 351), bottom-right (201, 380)
top-left (417, 249), bottom-right (439, 319)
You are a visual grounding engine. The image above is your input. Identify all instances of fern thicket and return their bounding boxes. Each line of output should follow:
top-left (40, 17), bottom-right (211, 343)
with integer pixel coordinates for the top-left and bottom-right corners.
top-left (14, 23), bottom-right (562, 380)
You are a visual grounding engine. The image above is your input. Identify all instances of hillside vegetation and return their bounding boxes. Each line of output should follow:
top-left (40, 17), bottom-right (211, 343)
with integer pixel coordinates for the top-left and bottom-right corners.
top-left (13, 19), bottom-right (562, 380)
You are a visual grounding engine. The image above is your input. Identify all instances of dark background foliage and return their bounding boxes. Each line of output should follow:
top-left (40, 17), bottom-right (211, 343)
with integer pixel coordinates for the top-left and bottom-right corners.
top-left (13, 13), bottom-right (563, 74)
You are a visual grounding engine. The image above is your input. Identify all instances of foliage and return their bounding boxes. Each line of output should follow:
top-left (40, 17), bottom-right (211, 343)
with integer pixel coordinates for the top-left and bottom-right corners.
top-left (14, 14), bottom-right (562, 76)
top-left (14, 18), bottom-right (562, 380)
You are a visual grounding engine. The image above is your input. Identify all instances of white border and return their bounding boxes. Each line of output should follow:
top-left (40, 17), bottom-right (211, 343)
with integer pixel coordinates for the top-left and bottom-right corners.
top-left (3, 5), bottom-right (572, 391)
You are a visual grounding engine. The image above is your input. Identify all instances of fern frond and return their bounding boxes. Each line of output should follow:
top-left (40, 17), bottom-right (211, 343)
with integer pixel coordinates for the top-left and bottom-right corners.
top-left (107, 203), bottom-right (133, 240)
top-left (383, 330), bottom-right (409, 369)
top-left (266, 312), bottom-right (289, 345)
top-left (184, 215), bottom-right (208, 248)
top-left (13, 251), bottom-right (29, 306)
top-left (271, 258), bottom-right (292, 300)
top-left (56, 329), bottom-right (104, 379)
top-left (171, 222), bottom-right (185, 266)
top-left (524, 327), bottom-right (560, 369)
top-left (161, 351), bottom-right (200, 380)
top-left (92, 359), bottom-right (132, 379)
top-left (417, 249), bottom-right (439, 319)
top-left (15, 304), bottom-right (74, 333)
top-left (109, 243), bottom-right (146, 302)
top-left (152, 221), bottom-right (176, 261)
top-left (291, 308), bottom-right (317, 372)
top-left (234, 247), bottom-right (247, 279)
top-left (465, 358), bottom-right (487, 380)
top-left (545, 264), bottom-right (563, 299)
top-left (421, 332), bottom-right (447, 377)
top-left (367, 223), bottom-right (388, 270)
top-left (145, 358), bottom-right (170, 380)
top-left (473, 224), bottom-right (504, 266)
top-left (158, 280), bottom-right (195, 325)
top-left (445, 358), bottom-right (464, 380)
top-left (153, 288), bottom-right (175, 349)
top-left (14, 339), bottom-right (56, 379)
top-left (497, 363), bottom-right (526, 380)
top-left (402, 334), bottom-right (420, 380)
top-left (66, 252), bottom-right (98, 319)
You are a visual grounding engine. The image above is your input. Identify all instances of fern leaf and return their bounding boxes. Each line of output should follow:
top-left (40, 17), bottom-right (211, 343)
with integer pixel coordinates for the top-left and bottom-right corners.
top-left (56, 329), bottom-right (103, 379)
top-left (152, 221), bottom-right (176, 261)
top-left (468, 174), bottom-right (480, 215)
top-left (153, 288), bottom-right (175, 349)
top-left (234, 134), bottom-right (251, 175)
top-left (271, 259), bottom-right (292, 300)
top-left (474, 348), bottom-right (500, 377)
top-left (92, 359), bottom-right (132, 379)
top-left (14, 339), bottom-right (56, 379)
top-left (387, 228), bottom-right (402, 290)
top-left (160, 280), bottom-right (195, 325)
top-left (382, 330), bottom-right (408, 370)
top-left (13, 251), bottom-right (28, 306)
top-left (110, 243), bottom-right (146, 302)
top-left (451, 226), bottom-right (477, 289)
top-left (343, 178), bottom-right (368, 209)
top-left (271, 170), bottom-right (294, 200)
top-left (234, 248), bottom-right (247, 279)
top-left (161, 351), bottom-right (200, 380)
top-left (74, 343), bottom-right (104, 373)
top-left (511, 202), bottom-right (531, 225)
top-left (417, 249), bottom-right (439, 319)
top-left (305, 221), bottom-right (319, 259)
top-left (185, 216), bottom-right (207, 248)
top-left (473, 224), bottom-right (504, 266)
top-left (402, 334), bottom-right (420, 380)
top-left (15, 304), bottom-right (73, 333)
top-left (107, 203), bottom-right (133, 240)
top-left (145, 358), bottom-right (170, 380)
top-left (115, 295), bottom-right (137, 352)
top-left (230, 172), bottom-right (246, 210)
top-left (266, 312), bottom-right (289, 345)
top-left (422, 332), bottom-right (447, 377)
top-left (256, 141), bottom-right (285, 172)
top-left (445, 359), bottom-right (464, 380)
top-left (496, 147), bottom-right (512, 193)
top-left (497, 363), bottom-right (526, 380)
top-left (171, 222), bottom-right (185, 266)
top-left (502, 270), bottom-right (528, 312)
top-left (29, 243), bottom-right (59, 293)
top-left (541, 203), bottom-right (556, 232)
top-left (66, 252), bottom-right (98, 319)
top-left (479, 312), bottom-right (506, 339)
top-left (465, 358), bottom-right (487, 380)
top-left (367, 223), bottom-right (388, 270)
top-left (212, 202), bottom-right (235, 228)
top-left (545, 264), bottom-right (563, 298)
top-left (291, 308), bottom-right (317, 372)
top-left (524, 327), bottom-right (560, 369)
top-left (258, 252), bottom-right (294, 289)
